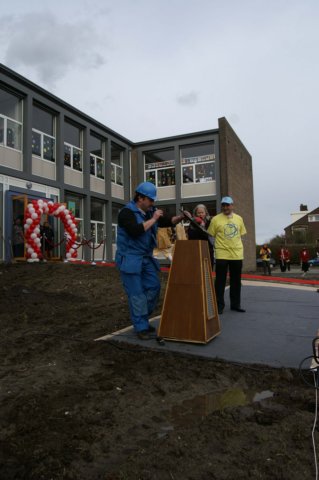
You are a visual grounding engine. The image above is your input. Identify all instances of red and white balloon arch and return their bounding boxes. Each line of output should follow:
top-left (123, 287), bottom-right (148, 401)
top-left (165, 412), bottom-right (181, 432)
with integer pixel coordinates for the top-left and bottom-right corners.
top-left (24, 199), bottom-right (79, 262)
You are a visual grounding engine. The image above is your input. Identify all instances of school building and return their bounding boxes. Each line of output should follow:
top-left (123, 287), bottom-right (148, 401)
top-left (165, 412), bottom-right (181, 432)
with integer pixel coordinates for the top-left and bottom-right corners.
top-left (0, 63), bottom-right (256, 270)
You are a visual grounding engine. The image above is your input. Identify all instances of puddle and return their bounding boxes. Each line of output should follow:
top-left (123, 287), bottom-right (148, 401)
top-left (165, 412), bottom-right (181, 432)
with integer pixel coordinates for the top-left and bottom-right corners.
top-left (160, 388), bottom-right (274, 431)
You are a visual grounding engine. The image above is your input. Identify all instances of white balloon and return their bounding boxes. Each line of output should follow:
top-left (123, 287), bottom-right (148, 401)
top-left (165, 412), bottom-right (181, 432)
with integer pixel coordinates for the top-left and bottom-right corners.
top-left (66, 252), bottom-right (71, 258)
top-left (73, 228), bottom-right (78, 233)
top-left (26, 218), bottom-right (33, 225)
top-left (31, 213), bottom-right (38, 219)
top-left (69, 248), bottom-right (74, 254)
top-left (64, 209), bottom-right (69, 215)
top-left (31, 233), bottom-right (37, 239)
top-left (29, 207), bottom-right (35, 214)
top-left (27, 247), bottom-right (34, 254)
top-left (24, 224), bottom-right (30, 230)
top-left (34, 238), bottom-right (41, 245)
top-left (34, 227), bottom-right (40, 234)
top-left (31, 252), bottom-right (38, 259)
top-left (67, 219), bottom-right (73, 225)
top-left (65, 214), bottom-right (71, 220)
top-left (71, 223), bottom-right (75, 229)
top-left (72, 244), bottom-right (77, 249)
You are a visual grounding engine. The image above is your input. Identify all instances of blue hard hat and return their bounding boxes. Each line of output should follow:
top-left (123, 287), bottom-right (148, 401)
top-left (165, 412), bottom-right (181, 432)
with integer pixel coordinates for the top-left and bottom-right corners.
top-left (221, 196), bottom-right (233, 204)
top-left (135, 181), bottom-right (157, 201)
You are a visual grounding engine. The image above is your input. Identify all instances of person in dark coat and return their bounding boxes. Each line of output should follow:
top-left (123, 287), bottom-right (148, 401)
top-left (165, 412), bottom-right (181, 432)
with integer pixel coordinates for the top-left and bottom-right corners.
top-left (41, 221), bottom-right (54, 259)
top-left (187, 204), bottom-right (214, 270)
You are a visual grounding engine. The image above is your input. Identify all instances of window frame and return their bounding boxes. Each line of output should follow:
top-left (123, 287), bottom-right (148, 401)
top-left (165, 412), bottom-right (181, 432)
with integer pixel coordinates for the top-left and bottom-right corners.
top-left (143, 149), bottom-right (175, 188)
top-left (90, 153), bottom-right (105, 180)
top-left (32, 127), bottom-right (56, 163)
top-left (181, 156), bottom-right (216, 184)
top-left (65, 196), bottom-right (83, 236)
top-left (308, 215), bottom-right (319, 223)
top-left (111, 147), bottom-right (124, 186)
top-left (64, 141), bottom-right (83, 172)
top-left (180, 143), bottom-right (216, 185)
top-left (90, 220), bottom-right (105, 243)
top-left (0, 113), bottom-right (23, 152)
top-left (144, 165), bottom-right (176, 188)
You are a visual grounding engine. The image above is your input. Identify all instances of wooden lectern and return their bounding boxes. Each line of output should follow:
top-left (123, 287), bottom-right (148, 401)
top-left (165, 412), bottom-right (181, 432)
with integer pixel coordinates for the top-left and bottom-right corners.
top-left (158, 240), bottom-right (221, 344)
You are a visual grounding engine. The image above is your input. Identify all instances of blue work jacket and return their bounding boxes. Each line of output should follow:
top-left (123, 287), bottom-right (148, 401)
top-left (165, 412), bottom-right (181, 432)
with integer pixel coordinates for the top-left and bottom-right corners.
top-left (115, 201), bottom-right (159, 274)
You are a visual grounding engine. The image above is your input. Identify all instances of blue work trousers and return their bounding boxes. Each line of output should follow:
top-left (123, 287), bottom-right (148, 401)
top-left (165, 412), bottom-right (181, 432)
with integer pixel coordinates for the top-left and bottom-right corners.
top-left (120, 257), bottom-right (161, 332)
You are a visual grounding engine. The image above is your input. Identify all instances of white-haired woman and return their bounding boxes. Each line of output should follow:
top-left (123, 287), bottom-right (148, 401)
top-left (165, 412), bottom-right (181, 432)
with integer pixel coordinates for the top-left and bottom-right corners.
top-left (187, 204), bottom-right (214, 269)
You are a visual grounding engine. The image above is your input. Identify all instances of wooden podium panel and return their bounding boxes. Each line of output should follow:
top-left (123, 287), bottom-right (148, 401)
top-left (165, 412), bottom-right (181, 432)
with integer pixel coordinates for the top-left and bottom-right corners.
top-left (158, 240), bottom-right (221, 344)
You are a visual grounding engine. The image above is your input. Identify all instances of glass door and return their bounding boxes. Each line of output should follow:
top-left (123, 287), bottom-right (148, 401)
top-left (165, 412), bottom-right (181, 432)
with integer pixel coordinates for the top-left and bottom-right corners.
top-left (12, 195), bottom-right (28, 260)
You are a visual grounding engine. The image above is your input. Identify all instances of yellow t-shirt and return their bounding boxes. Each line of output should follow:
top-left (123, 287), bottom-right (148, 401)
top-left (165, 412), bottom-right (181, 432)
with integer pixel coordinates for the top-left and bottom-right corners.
top-left (207, 213), bottom-right (247, 260)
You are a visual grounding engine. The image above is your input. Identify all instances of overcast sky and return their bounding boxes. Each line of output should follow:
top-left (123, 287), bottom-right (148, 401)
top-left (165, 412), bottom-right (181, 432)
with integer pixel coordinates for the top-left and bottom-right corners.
top-left (1, 0), bottom-right (318, 243)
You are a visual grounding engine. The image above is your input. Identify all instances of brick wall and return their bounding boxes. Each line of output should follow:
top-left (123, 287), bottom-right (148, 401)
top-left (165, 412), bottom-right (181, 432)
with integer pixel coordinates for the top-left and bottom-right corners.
top-left (218, 117), bottom-right (256, 271)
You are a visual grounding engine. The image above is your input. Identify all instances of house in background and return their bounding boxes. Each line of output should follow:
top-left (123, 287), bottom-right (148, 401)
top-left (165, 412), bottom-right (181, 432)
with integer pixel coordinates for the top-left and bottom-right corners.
top-left (285, 204), bottom-right (319, 246)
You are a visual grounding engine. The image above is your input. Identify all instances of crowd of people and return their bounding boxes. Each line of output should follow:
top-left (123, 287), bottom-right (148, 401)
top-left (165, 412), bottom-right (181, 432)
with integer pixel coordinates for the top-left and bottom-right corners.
top-left (115, 181), bottom-right (319, 340)
top-left (115, 182), bottom-right (247, 339)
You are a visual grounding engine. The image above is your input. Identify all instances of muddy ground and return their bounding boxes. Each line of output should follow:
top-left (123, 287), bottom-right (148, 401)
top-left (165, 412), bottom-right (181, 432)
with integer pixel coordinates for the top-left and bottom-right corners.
top-left (0, 263), bottom-right (319, 479)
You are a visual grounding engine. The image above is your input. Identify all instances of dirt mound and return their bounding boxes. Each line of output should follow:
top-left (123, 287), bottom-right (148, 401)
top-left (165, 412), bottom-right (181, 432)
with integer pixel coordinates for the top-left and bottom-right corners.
top-left (0, 263), bottom-right (316, 479)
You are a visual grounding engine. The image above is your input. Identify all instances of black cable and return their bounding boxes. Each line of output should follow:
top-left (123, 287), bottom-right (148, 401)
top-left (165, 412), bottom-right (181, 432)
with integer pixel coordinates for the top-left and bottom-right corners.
top-left (299, 355), bottom-right (319, 389)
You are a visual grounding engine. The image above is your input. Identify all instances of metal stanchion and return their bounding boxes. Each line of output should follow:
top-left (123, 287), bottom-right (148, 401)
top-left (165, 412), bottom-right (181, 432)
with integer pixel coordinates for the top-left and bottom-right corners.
top-left (42, 233), bottom-right (47, 262)
top-left (81, 236), bottom-right (86, 262)
top-left (91, 237), bottom-right (96, 265)
top-left (101, 235), bottom-right (107, 264)
top-left (63, 233), bottom-right (69, 262)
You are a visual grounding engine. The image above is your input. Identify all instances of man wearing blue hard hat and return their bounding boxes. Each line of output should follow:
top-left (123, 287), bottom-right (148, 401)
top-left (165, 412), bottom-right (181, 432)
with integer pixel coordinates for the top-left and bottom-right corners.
top-left (116, 181), bottom-right (184, 340)
top-left (208, 196), bottom-right (247, 314)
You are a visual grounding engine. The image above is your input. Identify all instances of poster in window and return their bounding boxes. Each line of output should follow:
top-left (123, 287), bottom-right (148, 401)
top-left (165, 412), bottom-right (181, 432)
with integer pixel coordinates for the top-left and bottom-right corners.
top-left (181, 153), bottom-right (215, 165)
top-left (146, 171), bottom-right (156, 185)
top-left (43, 135), bottom-right (55, 162)
top-left (90, 156), bottom-right (95, 175)
top-left (97, 159), bottom-right (104, 179)
top-left (32, 131), bottom-right (41, 157)
top-left (64, 145), bottom-right (71, 167)
top-left (73, 149), bottom-right (82, 171)
top-left (116, 167), bottom-right (123, 186)
top-left (111, 164), bottom-right (115, 182)
top-left (182, 166), bottom-right (194, 183)
top-left (195, 162), bottom-right (215, 183)
top-left (158, 168), bottom-right (175, 187)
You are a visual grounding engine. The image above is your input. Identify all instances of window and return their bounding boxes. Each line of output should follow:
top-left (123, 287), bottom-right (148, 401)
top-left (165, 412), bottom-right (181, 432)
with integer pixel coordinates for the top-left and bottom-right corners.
top-left (89, 133), bottom-right (105, 180)
top-left (0, 88), bottom-right (22, 151)
top-left (111, 143), bottom-right (124, 186)
top-left (144, 149), bottom-right (175, 187)
top-left (32, 104), bottom-right (55, 162)
top-left (112, 203), bottom-right (122, 244)
top-left (90, 199), bottom-right (105, 243)
top-left (181, 143), bottom-right (215, 184)
top-left (65, 194), bottom-right (83, 236)
top-left (309, 215), bottom-right (319, 222)
top-left (64, 120), bottom-right (82, 172)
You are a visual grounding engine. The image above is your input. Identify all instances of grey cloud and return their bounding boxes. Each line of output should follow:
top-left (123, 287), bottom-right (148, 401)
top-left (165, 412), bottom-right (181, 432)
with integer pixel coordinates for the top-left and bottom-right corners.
top-left (2, 12), bottom-right (107, 87)
top-left (176, 91), bottom-right (199, 106)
